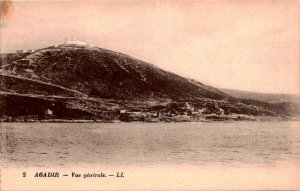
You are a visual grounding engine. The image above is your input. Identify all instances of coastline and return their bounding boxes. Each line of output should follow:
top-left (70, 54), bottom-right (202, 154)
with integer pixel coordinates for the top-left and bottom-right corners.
top-left (1, 115), bottom-right (299, 123)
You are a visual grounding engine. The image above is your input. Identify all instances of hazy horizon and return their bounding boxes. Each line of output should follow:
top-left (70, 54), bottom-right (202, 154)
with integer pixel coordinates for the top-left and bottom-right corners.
top-left (0, 1), bottom-right (299, 94)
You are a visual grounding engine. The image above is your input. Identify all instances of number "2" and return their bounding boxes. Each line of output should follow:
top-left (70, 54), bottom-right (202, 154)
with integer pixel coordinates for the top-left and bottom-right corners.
top-left (23, 172), bottom-right (26, 177)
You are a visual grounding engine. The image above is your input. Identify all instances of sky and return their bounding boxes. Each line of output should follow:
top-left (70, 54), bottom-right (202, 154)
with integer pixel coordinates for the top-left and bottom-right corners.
top-left (0, 0), bottom-right (299, 94)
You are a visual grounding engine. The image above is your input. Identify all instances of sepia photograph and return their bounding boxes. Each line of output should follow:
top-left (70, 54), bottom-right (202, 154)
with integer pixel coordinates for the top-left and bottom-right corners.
top-left (0, 0), bottom-right (300, 190)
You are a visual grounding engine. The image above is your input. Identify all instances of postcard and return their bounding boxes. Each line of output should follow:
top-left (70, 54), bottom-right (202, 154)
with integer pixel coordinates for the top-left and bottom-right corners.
top-left (0, 0), bottom-right (300, 190)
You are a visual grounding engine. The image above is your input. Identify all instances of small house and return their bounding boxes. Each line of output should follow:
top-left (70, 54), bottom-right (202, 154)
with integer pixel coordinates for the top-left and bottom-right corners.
top-left (219, 108), bottom-right (225, 115)
top-left (120, 109), bottom-right (127, 114)
top-left (45, 109), bottom-right (53, 115)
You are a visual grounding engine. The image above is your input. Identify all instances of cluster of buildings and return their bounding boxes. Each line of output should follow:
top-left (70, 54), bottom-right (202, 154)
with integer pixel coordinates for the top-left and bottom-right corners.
top-left (64, 40), bottom-right (94, 47)
top-left (50, 40), bottom-right (95, 49)
top-left (118, 102), bottom-right (226, 122)
top-left (16, 39), bottom-right (94, 55)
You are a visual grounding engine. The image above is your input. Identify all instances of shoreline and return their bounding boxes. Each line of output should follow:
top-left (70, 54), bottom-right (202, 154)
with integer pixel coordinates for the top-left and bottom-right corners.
top-left (1, 115), bottom-right (299, 123)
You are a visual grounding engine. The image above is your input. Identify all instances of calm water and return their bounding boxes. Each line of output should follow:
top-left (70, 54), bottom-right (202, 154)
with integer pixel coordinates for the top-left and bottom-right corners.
top-left (1, 121), bottom-right (300, 167)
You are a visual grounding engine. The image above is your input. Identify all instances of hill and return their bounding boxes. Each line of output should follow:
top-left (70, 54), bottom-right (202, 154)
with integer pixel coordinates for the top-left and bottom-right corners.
top-left (0, 44), bottom-right (299, 121)
top-left (221, 88), bottom-right (300, 104)
top-left (1, 44), bottom-right (227, 100)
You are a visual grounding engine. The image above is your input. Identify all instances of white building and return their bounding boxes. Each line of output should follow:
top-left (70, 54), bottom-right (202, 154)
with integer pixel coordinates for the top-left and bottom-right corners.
top-left (219, 108), bottom-right (225, 115)
top-left (45, 109), bottom-right (53, 115)
top-left (65, 40), bottom-right (88, 46)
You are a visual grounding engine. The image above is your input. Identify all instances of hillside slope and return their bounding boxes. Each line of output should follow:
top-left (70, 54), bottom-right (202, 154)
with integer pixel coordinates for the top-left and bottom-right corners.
top-left (221, 88), bottom-right (300, 104)
top-left (1, 44), bottom-right (228, 101)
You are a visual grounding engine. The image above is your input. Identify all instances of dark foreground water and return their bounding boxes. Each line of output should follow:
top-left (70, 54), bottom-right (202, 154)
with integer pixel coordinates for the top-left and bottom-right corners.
top-left (1, 121), bottom-right (300, 167)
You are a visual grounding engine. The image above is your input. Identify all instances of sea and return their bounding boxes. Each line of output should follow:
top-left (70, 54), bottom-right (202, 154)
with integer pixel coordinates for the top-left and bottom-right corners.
top-left (1, 121), bottom-right (300, 167)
